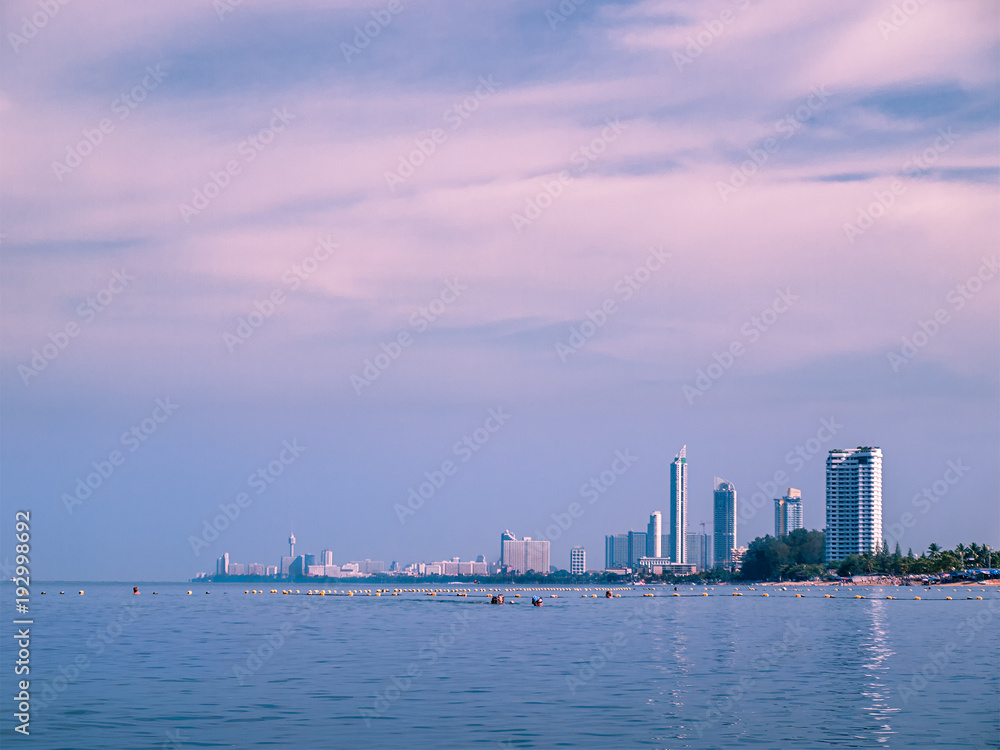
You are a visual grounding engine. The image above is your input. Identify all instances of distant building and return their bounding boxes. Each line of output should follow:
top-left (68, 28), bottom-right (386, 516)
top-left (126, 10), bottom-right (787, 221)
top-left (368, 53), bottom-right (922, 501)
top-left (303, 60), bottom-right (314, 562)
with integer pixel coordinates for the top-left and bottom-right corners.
top-left (647, 512), bottom-right (662, 557)
top-left (306, 565), bottom-right (325, 576)
top-left (247, 563), bottom-right (265, 576)
top-left (637, 557), bottom-right (697, 576)
top-left (775, 488), bottom-right (804, 537)
top-left (500, 531), bottom-right (550, 574)
top-left (266, 565), bottom-right (278, 577)
top-left (826, 447), bottom-right (883, 561)
top-left (228, 562), bottom-right (246, 575)
top-left (669, 446), bottom-right (688, 564)
top-left (320, 549), bottom-right (334, 566)
top-left (628, 531), bottom-right (647, 567)
top-left (605, 533), bottom-right (629, 569)
top-left (570, 547), bottom-right (586, 575)
top-left (324, 565), bottom-right (341, 577)
top-left (713, 478), bottom-right (737, 569)
top-left (434, 559), bottom-right (489, 576)
top-left (351, 559), bottom-right (385, 574)
top-left (686, 531), bottom-right (711, 572)
top-left (280, 556), bottom-right (295, 577)
top-left (217, 553), bottom-right (230, 576)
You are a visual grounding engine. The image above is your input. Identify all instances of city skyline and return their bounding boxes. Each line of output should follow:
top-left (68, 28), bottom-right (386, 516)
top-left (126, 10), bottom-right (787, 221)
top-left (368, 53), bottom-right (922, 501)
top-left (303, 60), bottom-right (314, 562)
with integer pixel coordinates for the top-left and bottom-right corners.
top-left (4, 1), bottom-right (997, 581)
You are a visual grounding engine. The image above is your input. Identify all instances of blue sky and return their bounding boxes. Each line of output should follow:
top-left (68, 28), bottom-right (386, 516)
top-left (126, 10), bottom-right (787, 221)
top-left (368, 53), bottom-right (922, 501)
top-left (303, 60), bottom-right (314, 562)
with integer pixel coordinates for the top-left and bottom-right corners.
top-left (2, 0), bottom-right (998, 580)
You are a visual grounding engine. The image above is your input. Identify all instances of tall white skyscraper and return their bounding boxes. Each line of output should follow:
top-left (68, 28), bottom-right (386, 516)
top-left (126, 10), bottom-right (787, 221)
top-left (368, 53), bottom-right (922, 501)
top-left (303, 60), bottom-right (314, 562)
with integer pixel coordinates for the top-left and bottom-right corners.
top-left (713, 478), bottom-right (737, 568)
top-left (774, 488), bottom-right (803, 537)
top-left (570, 547), bottom-right (586, 575)
top-left (320, 549), bottom-right (334, 566)
top-left (669, 446), bottom-right (688, 563)
top-left (647, 512), bottom-right (662, 557)
top-left (825, 447), bottom-right (883, 561)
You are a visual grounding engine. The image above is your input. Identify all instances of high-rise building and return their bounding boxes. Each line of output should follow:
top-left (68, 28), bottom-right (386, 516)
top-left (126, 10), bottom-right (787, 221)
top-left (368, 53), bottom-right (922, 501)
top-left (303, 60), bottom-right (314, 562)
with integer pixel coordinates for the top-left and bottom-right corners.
top-left (500, 532), bottom-right (550, 574)
top-left (647, 512), bottom-right (662, 557)
top-left (320, 549), bottom-right (334, 566)
top-left (775, 488), bottom-right (804, 537)
top-left (713, 478), bottom-right (737, 569)
top-left (570, 547), bottom-right (586, 575)
top-left (500, 530), bottom-right (516, 568)
top-left (686, 531), bottom-right (711, 572)
top-left (217, 552), bottom-right (230, 576)
top-left (669, 446), bottom-right (688, 563)
top-left (289, 532), bottom-right (296, 558)
top-left (605, 533), bottom-right (629, 569)
top-left (825, 447), bottom-right (883, 561)
top-left (628, 531), bottom-right (647, 567)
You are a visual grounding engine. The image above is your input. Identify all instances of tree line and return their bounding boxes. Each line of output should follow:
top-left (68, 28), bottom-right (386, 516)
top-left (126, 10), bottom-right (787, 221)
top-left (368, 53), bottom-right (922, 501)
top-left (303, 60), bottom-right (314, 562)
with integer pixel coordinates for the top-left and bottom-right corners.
top-left (737, 530), bottom-right (997, 581)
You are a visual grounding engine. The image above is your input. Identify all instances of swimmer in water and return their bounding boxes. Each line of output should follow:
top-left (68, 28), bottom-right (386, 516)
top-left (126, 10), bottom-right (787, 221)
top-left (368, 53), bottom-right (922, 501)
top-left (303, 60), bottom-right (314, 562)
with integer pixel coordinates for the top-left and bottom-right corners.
top-left (133, 586), bottom-right (140, 595)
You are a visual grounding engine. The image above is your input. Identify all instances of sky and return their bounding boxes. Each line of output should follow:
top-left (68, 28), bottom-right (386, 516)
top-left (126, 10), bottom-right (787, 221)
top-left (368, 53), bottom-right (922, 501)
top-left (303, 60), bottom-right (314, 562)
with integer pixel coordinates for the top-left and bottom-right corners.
top-left (2, 0), bottom-right (998, 581)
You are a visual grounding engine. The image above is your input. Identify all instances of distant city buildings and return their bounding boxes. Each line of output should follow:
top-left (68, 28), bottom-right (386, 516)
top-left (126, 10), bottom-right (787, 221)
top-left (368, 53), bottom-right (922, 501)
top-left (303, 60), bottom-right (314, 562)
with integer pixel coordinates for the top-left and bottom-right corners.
top-left (774, 488), bottom-right (803, 537)
top-left (669, 446), bottom-right (688, 563)
top-left (628, 530), bottom-right (647, 568)
top-left (605, 533), bottom-right (629, 569)
top-left (570, 547), bottom-right (586, 575)
top-left (500, 530), bottom-right (550, 574)
top-left (713, 478), bottom-right (737, 570)
top-left (647, 512), bottom-right (662, 557)
top-left (825, 447), bottom-right (883, 561)
top-left (686, 531), bottom-right (711, 572)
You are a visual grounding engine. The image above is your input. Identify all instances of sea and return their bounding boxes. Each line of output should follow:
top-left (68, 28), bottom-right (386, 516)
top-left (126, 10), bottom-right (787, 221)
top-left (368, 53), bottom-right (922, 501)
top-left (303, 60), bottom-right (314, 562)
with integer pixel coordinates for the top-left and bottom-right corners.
top-left (2, 581), bottom-right (998, 749)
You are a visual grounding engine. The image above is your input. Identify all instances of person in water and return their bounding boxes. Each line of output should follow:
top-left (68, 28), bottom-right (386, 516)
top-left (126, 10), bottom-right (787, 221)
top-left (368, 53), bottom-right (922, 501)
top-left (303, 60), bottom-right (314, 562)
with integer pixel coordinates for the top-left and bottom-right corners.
top-left (531, 596), bottom-right (542, 606)
top-left (605, 590), bottom-right (612, 598)
top-left (133, 586), bottom-right (140, 595)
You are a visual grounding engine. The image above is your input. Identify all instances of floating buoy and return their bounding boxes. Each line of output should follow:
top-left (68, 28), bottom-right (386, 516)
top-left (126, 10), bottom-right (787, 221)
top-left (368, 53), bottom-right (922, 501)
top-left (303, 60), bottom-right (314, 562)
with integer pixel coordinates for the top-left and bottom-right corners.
top-left (186, 591), bottom-right (192, 595)
top-left (976, 596), bottom-right (983, 600)
top-left (763, 593), bottom-right (769, 597)
top-left (702, 592), bottom-right (708, 596)
top-left (914, 596), bottom-right (921, 600)
top-left (78, 590), bottom-right (84, 595)
top-left (795, 594), bottom-right (803, 598)
top-left (946, 597), bottom-right (952, 600)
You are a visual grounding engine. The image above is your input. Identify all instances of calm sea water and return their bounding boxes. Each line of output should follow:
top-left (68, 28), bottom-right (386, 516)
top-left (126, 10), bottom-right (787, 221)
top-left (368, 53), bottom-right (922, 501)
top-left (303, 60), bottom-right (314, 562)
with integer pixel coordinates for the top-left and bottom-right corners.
top-left (2, 581), bottom-right (998, 749)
